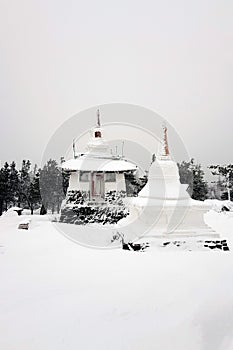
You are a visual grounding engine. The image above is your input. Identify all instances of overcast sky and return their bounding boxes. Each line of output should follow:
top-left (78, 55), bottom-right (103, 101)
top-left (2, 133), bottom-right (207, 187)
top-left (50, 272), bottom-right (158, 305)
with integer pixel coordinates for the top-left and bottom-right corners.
top-left (0, 0), bottom-right (232, 172)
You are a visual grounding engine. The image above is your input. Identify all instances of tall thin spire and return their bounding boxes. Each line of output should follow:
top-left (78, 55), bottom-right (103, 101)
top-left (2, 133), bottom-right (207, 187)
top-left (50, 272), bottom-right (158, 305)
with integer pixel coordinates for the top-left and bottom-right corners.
top-left (158, 123), bottom-right (171, 160)
top-left (163, 124), bottom-right (170, 156)
top-left (72, 139), bottom-right (77, 158)
top-left (97, 109), bottom-right (101, 127)
top-left (94, 109), bottom-right (102, 138)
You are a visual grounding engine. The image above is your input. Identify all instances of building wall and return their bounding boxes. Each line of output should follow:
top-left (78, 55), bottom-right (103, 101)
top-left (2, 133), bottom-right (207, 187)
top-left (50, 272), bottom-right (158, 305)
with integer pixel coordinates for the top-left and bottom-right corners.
top-left (105, 181), bottom-right (117, 192)
top-left (77, 174), bottom-right (90, 192)
top-left (68, 171), bottom-right (89, 192)
top-left (116, 173), bottom-right (126, 192)
top-left (105, 173), bottom-right (126, 192)
top-left (68, 171), bottom-right (126, 194)
top-left (68, 172), bottom-right (79, 191)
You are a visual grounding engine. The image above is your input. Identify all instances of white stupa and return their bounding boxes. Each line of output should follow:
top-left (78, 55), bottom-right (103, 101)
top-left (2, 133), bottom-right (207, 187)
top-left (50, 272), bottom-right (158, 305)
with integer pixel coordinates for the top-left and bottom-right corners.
top-left (118, 125), bottom-right (220, 244)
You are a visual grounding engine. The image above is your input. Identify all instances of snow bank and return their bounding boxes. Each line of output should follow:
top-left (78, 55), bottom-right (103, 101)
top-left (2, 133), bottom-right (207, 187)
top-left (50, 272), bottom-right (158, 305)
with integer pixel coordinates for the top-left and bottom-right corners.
top-left (0, 213), bottom-right (233, 349)
top-left (3, 209), bottom-right (19, 217)
top-left (205, 199), bottom-right (233, 212)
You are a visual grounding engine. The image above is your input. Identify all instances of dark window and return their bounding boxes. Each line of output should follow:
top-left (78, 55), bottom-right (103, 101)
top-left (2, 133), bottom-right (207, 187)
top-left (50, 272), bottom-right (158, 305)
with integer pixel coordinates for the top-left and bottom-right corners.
top-left (105, 172), bottom-right (116, 182)
top-left (79, 171), bottom-right (90, 182)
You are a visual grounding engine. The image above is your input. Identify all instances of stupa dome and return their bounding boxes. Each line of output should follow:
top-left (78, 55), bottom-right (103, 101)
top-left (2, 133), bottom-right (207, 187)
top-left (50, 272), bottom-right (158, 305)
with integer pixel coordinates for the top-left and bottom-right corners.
top-left (138, 125), bottom-right (189, 201)
top-left (139, 159), bottom-right (189, 201)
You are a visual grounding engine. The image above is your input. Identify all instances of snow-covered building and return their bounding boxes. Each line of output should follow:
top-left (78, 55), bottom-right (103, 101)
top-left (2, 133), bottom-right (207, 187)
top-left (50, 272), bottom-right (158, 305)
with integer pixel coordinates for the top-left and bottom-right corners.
top-left (60, 110), bottom-right (137, 224)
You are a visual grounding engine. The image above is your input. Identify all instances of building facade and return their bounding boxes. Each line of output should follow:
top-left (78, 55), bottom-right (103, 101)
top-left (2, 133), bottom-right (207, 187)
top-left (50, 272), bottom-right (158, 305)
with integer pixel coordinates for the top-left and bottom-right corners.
top-left (60, 111), bottom-right (137, 224)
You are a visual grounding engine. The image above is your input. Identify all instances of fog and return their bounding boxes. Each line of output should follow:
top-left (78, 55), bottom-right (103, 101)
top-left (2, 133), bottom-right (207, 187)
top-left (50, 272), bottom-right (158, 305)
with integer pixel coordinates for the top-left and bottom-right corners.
top-left (1, 0), bottom-right (232, 175)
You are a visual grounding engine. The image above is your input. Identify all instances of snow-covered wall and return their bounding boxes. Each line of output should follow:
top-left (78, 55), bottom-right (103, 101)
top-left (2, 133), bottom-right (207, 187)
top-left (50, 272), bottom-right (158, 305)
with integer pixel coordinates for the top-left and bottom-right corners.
top-left (68, 172), bottom-right (79, 191)
top-left (68, 171), bottom-right (126, 193)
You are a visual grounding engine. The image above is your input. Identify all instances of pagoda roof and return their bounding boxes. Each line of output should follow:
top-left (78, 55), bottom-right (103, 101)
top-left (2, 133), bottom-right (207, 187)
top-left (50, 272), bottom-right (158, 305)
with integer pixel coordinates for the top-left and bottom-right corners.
top-left (62, 155), bottom-right (137, 172)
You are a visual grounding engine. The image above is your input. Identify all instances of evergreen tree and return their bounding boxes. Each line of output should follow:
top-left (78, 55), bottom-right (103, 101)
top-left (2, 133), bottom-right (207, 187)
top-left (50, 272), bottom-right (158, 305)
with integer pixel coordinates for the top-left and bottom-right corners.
top-left (209, 164), bottom-right (233, 201)
top-left (60, 157), bottom-right (70, 195)
top-left (221, 190), bottom-right (233, 201)
top-left (192, 163), bottom-right (208, 200)
top-left (18, 160), bottom-right (31, 208)
top-left (208, 177), bottom-right (225, 199)
top-left (40, 203), bottom-right (47, 215)
top-left (178, 159), bottom-right (194, 190)
top-left (178, 159), bottom-right (208, 201)
top-left (28, 168), bottom-right (41, 214)
top-left (0, 169), bottom-right (4, 215)
top-left (0, 163), bottom-right (10, 215)
top-left (40, 159), bottom-right (64, 213)
top-left (8, 161), bottom-right (20, 206)
top-left (125, 172), bottom-right (147, 196)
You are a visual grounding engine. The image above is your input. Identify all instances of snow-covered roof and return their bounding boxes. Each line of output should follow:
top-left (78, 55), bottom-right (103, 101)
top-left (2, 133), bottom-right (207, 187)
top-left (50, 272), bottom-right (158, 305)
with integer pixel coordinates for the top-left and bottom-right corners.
top-left (7, 207), bottom-right (23, 212)
top-left (63, 111), bottom-right (137, 172)
top-left (62, 156), bottom-right (137, 172)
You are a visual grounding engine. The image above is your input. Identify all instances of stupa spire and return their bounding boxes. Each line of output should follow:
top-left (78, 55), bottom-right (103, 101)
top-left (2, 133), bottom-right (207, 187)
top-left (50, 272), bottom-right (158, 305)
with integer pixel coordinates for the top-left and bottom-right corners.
top-left (158, 123), bottom-right (171, 160)
top-left (163, 124), bottom-right (169, 156)
top-left (97, 109), bottom-right (101, 127)
top-left (93, 109), bottom-right (102, 138)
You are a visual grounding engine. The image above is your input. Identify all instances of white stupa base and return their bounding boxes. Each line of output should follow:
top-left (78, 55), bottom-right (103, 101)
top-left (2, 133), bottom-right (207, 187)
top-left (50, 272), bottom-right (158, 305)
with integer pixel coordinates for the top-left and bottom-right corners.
top-left (117, 144), bottom-right (221, 247)
top-left (117, 198), bottom-right (220, 243)
top-left (137, 230), bottom-right (220, 241)
top-left (136, 235), bottom-right (226, 252)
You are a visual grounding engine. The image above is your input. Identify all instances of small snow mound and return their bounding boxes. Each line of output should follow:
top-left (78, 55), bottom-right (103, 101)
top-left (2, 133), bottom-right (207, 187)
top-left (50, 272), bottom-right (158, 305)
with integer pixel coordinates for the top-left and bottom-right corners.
top-left (19, 218), bottom-right (31, 225)
top-left (4, 209), bottom-right (19, 217)
top-left (3, 206), bottom-right (24, 217)
top-left (204, 199), bottom-right (233, 212)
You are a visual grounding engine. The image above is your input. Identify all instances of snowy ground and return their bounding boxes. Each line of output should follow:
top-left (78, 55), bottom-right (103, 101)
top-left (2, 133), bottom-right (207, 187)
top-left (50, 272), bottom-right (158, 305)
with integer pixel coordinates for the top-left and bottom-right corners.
top-left (0, 211), bottom-right (233, 349)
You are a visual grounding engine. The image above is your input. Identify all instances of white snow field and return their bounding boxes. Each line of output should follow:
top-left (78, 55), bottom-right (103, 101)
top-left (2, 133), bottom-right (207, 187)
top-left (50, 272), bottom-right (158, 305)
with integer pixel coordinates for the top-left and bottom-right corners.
top-left (0, 211), bottom-right (233, 350)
